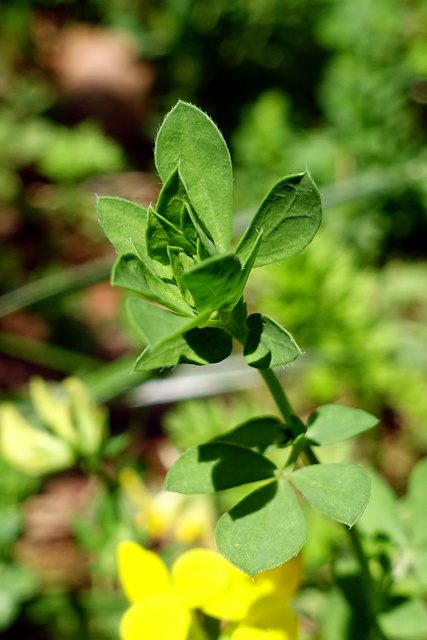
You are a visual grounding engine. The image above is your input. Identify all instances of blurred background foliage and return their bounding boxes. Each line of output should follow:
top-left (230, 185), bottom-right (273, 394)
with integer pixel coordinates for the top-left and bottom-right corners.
top-left (0, 0), bottom-right (427, 639)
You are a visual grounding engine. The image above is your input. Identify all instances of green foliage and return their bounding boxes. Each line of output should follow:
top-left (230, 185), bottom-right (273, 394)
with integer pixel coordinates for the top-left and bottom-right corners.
top-left (99, 101), bottom-right (380, 576)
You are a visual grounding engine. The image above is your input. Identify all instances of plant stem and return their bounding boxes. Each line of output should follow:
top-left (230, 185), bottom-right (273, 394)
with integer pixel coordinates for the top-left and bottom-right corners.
top-left (259, 368), bottom-right (294, 424)
top-left (260, 367), bottom-right (387, 640)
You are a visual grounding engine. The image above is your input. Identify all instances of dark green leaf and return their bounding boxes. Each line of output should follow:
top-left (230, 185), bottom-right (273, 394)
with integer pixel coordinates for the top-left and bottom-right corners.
top-left (379, 599), bottom-right (427, 640)
top-left (244, 313), bottom-right (301, 369)
top-left (112, 254), bottom-right (193, 315)
top-left (214, 416), bottom-right (287, 453)
top-left (155, 101), bottom-right (233, 252)
top-left (156, 166), bottom-right (187, 229)
top-left (97, 196), bottom-right (147, 255)
top-left (216, 479), bottom-right (307, 576)
top-left (146, 206), bottom-right (195, 265)
top-left (166, 442), bottom-right (277, 493)
top-left (134, 327), bottom-right (232, 370)
top-left (306, 404), bottom-right (378, 446)
top-left (126, 297), bottom-right (207, 348)
top-left (290, 463), bottom-right (371, 526)
top-left (236, 171), bottom-right (322, 267)
top-left (407, 458), bottom-right (427, 548)
top-left (181, 253), bottom-right (242, 312)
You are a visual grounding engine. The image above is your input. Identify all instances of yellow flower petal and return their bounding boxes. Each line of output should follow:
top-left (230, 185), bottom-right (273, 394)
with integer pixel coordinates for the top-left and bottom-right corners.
top-left (117, 541), bottom-right (170, 603)
top-left (171, 548), bottom-right (230, 608)
top-left (232, 596), bottom-right (299, 640)
top-left (254, 555), bottom-right (302, 602)
top-left (201, 562), bottom-right (263, 621)
top-left (120, 594), bottom-right (192, 640)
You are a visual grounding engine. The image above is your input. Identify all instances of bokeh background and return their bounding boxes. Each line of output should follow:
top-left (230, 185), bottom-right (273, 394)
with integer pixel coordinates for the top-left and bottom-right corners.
top-left (1, 1), bottom-right (427, 639)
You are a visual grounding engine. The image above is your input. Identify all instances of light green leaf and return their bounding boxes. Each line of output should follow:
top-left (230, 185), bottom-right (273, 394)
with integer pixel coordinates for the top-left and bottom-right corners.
top-left (244, 313), bottom-right (301, 369)
top-left (216, 479), bottom-right (307, 576)
top-left (127, 297), bottom-right (209, 347)
top-left (357, 470), bottom-right (405, 545)
top-left (181, 254), bottom-right (242, 312)
top-left (112, 254), bottom-right (193, 315)
top-left (146, 206), bottom-right (196, 265)
top-left (155, 101), bottom-right (233, 252)
top-left (166, 442), bottom-right (277, 493)
top-left (406, 457), bottom-right (427, 548)
top-left (133, 327), bottom-right (232, 370)
top-left (290, 463), bottom-right (371, 526)
top-left (214, 416), bottom-right (287, 453)
top-left (97, 196), bottom-right (147, 256)
top-left (236, 171), bottom-right (322, 267)
top-left (306, 404), bottom-right (378, 446)
top-left (379, 599), bottom-right (427, 640)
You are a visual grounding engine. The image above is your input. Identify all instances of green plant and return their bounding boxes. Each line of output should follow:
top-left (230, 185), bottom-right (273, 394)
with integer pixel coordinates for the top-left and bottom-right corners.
top-left (98, 101), bottom-right (380, 595)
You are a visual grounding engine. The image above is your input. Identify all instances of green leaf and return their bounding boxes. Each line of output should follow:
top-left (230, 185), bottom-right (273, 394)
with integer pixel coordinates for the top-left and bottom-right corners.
top-left (112, 254), bottom-right (193, 315)
top-left (236, 171), bottom-right (322, 267)
top-left (290, 463), bottom-right (371, 526)
top-left (214, 416), bottom-right (287, 453)
top-left (146, 206), bottom-right (196, 265)
top-left (357, 470), bottom-right (405, 545)
top-left (166, 442), bottom-right (277, 493)
top-left (126, 297), bottom-right (205, 348)
top-left (155, 101), bottom-right (233, 252)
top-left (97, 196), bottom-right (147, 255)
top-left (156, 166), bottom-right (187, 229)
top-left (244, 313), bottom-right (301, 369)
top-left (406, 457), bottom-right (427, 548)
top-left (181, 253), bottom-right (242, 312)
top-left (306, 404), bottom-right (378, 446)
top-left (379, 599), bottom-right (427, 640)
top-left (216, 479), bottom-right (307, 576)
top-left (134, 327), bottom-right (232, 370)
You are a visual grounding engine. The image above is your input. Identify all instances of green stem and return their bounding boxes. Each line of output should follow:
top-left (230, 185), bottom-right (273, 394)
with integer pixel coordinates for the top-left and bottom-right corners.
top-left (259, 368), bottom-right (294, 424)
top-left (260, 367), bottom-right (387, 639)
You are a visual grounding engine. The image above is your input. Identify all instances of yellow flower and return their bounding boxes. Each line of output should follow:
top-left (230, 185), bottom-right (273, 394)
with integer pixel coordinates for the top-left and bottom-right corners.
top-left (119, 468), bottom-right (215, 544)
top-left (117, 542), bottom-right (301, 640)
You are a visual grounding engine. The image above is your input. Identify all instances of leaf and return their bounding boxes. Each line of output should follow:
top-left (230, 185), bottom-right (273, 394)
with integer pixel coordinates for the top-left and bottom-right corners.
top-left (290, 463), bottom-right (371, 526)
top-left (236, 171), bottom-right (322, 267)
top-left (155, 101), bottom-right (233, 253)
top-left (112, 254), bottom-right (193, 315)
top-left (216, 479), bottom-right (307, 576)
top-left (181, 254), bottom-right (242, 312)
top-left (146, 206), bottom-right (196, 265)
top-left (156, 166), bottom-right (187, 229)
top-left (378, 599), bottom-right (427, 640)
top-left (98, 196), bottom-right (173, 280)
top-left (97, 196), bottom-right (147, 255)
top-left (406, 457), bottom-right (427, 548)
top-left (306, 404), bottom-right (378, 446)
top-left (166, 442), bottom-right (277, 493)
top-left (214, 416), bottom-right (287, 453)
top-left (244, 313), bottom-right (301, 369)
top-left (126, 297), bottom-right (205, 348)
top-left (357, 470), bottom-right (405, 545)
top-left (134, 327), bottom-right (232, 370)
